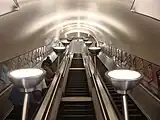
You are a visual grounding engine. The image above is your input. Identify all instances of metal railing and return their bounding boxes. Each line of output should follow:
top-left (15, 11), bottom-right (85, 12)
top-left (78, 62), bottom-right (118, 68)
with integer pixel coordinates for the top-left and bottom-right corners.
top-left (2, 45), bottom-right (52, 70)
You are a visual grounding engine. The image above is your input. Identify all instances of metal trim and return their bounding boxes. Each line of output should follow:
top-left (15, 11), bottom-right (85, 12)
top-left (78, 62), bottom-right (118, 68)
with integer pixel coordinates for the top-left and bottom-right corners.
top-left (87, 55), bottom-right (119, 120)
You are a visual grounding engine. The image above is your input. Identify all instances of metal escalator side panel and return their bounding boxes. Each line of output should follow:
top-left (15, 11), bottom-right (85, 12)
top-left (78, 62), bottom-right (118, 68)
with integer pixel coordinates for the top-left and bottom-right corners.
top-left (85, 55), bottom-right (118, 120)
top-left (34, 55), bottom-right (71, 120)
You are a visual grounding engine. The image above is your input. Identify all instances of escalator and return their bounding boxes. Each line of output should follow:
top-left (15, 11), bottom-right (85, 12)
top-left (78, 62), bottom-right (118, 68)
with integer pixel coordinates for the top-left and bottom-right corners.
top-left (95, 57), bottom-right (148, 120)
top-left (56, 53), bottom-right (96, 120)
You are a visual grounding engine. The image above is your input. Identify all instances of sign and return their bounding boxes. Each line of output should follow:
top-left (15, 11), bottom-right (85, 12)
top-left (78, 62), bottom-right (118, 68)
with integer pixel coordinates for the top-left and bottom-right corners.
top-left (0, 0), bottom-right (18, 16)
top-left (131, 0), bottom-right (160, 20)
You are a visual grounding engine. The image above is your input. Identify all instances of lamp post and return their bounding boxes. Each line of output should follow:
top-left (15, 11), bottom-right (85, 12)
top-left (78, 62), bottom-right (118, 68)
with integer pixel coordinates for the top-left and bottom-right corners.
top-left (67, 38), bottom-right (72, 42)
top-left (85, 41), bottom-right (93, 47)
top-left (88, 47), bottom-right (101, 74)
top-left (85, 41), bottom-right (93, 56)
top-left (7, 68), bottom-right (46, 120)
top-left (53, 46), bottom-right (66, 70)
top-left (83, 37), bottom-right (89, 42)
top-left (61, 40), bottom-right (70, 60)
top-left (61, 40), bottom-right (70, 47)
top-left (105, 69), bottom-right (143, 120)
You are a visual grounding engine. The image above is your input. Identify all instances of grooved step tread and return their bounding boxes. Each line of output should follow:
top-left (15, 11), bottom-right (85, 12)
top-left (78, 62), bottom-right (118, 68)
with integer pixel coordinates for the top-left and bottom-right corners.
top-left (62, 97), bottom-right (92, 102)
top-left (59, 115), bottom-right (95, 117)
top-left (69, 68), bottom-right (85, 70)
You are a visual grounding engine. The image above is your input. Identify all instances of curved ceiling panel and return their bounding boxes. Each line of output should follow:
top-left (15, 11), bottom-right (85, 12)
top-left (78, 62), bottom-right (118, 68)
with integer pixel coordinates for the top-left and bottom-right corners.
top-left (0, 0), bottom-right (160, 65)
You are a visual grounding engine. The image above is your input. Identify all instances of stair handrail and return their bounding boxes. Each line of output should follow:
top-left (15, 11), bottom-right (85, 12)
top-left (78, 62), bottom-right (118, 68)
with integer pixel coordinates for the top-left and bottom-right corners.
top-left (34, 54), bottom-right (70, 120)
top-left (86, 55), bottom-right (119, 120)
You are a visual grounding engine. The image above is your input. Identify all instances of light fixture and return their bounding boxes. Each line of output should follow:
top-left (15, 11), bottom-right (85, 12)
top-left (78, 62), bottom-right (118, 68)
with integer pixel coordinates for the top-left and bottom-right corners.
top-left (85, 41), bottom-right (93, 47)
top-left (53, 46), bottom-right (66, 70)
top-left (8, 68), bottom-right (46, 120)
top-left (85, 41), bottom-right (92, 55)
top-left (61, 40), bottom-right (70, 60)
top-left (88, 47), bottom-right (101, 74)
top-left (83, 37), bottom-right (89, 41)
top-left (67, 37), bottom-right (72, 42)
top-left (106, 69), bottom-right (143, 120)
top-left (61, 40), bottom-right (70, 47)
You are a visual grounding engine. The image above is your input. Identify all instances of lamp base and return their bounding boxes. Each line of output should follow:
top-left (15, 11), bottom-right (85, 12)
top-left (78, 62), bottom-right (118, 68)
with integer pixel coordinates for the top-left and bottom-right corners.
top-left (19, 88), bottom-right (35, 92)
top-left (22, 93), bottom-right (29, 120)
top-left (116, 90), bottom-right (127, 94)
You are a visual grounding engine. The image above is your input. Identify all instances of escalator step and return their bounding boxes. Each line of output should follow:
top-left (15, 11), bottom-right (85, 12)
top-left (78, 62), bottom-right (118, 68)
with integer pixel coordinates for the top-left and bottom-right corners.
top-left (60, 114), bottom-right (95, 117)
top-left (65, 94), bottom-right (89, 96)
top-left (62, 109), bottom-right (94, 115)
top-left (66, 87), bottom-right (88, 89)
top-left (57, 101), bottom-right (96, 120)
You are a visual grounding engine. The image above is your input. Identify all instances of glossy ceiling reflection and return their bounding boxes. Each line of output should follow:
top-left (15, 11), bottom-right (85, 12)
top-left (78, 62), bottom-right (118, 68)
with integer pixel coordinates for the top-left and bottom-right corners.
top-left (0, 0), bottom-right (160, 65)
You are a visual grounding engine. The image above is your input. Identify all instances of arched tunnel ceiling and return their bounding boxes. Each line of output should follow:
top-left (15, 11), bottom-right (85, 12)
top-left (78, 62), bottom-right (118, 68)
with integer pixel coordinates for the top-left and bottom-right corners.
top-left (0, 0), bottom-right (160, 65)
top-left (57, 23), bottom-right (105, 42)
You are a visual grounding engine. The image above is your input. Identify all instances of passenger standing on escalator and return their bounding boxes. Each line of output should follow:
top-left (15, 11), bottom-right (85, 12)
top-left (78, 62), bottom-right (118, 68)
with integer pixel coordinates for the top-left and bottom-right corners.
top-left (41, 61), bottom-right (54, 87)
top-left (42, 56), bottom-right (52, 67)
top-left (147, 64), bottom-right (154, 84)
top-left (45, 56), bottom-right (52, 66)
top-left (156, 69), bottom-right (160, 90)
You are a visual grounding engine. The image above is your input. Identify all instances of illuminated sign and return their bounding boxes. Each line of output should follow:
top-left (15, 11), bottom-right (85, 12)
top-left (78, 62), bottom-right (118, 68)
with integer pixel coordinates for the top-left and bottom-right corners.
top-left (0, 0), bottom-right (18, 16)
top-left (131, 0), bottom-right (160, 21)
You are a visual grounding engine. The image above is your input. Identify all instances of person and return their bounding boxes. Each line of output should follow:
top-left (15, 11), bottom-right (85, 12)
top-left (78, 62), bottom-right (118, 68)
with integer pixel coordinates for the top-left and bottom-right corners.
top-left (45, 56), bottom-right (52, 66)
top-left (42, 56), bottom-right (52, 67)
top-left (41, 63), bottom-right (54, 86)
top-left (156, 69), bottom-right (160, 90)
top-left (147, 64), bottom-right (154, 84)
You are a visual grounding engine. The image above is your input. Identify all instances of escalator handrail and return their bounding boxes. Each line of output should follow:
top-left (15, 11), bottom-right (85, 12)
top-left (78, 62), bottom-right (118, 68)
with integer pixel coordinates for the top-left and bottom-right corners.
top-left (34, 72), bottom-right (60, 120)
top-left (34, 55), bottom-right (69, 120)
top-left (86, 55), bottom-right (119, 120)
top-left (0, 84), bottom-right (13, 97)
top-left (87, 66), bottom-right (108, 120)
top-left (95, 69), bottom-right (124, 120)
top-left (43, 56), bottom-right (69, 120)
top-left (43, 73), bottom-right (61, 120)
top-left (83, 55), bottom-right (108, 120)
